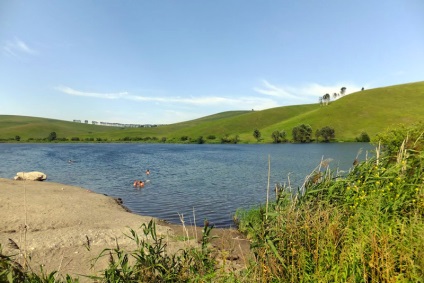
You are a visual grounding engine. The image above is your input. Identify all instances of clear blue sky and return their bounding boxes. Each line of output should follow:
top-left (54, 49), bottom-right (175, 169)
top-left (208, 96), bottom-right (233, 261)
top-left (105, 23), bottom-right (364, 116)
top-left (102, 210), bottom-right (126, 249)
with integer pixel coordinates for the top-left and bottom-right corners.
top-left (1, 1), bottom-right (423, 124)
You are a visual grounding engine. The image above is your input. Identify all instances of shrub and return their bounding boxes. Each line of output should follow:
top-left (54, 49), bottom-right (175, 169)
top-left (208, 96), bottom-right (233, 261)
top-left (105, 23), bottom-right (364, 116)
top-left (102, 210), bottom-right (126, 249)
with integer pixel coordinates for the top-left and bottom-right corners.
top-left (374, 122), bottom-right (424, 157)
top-left (356, 131), bottom-right (370, 142)
top-left (47, 132), bottom-right (57, 141)
top-left (237, 126), bottom-right (424, 282)
top-left (196, 136), bottom-right (205, 144)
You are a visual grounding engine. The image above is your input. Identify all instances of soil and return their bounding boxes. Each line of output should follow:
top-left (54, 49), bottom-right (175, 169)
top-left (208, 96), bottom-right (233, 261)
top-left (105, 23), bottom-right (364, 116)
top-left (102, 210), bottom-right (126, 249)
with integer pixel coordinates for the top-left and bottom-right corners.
top-left (0, 178), bottom-right (252, 282)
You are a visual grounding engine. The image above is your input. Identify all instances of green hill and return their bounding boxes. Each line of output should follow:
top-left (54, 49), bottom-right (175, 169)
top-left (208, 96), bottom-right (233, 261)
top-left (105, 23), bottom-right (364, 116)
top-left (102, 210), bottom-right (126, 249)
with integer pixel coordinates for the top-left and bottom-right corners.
top-left (1, 81), bottom-right (423, 143)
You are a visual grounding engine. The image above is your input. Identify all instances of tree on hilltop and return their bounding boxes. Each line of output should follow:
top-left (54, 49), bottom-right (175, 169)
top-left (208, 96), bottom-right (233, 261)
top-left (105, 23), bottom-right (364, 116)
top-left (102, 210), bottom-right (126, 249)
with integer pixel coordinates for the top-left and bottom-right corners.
top-left (322, 93), bottom-right (330, 105)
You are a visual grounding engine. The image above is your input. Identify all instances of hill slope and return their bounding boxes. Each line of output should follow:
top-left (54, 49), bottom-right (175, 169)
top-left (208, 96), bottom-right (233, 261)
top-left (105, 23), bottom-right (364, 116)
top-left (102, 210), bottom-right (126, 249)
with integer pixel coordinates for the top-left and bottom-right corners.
top-left (1, 81), bottom-right (423, 142)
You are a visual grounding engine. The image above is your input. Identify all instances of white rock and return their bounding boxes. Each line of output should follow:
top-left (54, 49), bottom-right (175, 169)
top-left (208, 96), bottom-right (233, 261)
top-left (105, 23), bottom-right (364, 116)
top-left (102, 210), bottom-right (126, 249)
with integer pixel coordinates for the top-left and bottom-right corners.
top-left (15, 171), bottom-right (47, 181)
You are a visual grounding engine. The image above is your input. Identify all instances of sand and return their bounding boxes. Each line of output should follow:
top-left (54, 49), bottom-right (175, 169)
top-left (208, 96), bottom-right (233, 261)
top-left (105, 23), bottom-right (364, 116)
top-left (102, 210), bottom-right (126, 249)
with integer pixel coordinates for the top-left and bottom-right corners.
top-left (0, 178), bottom-right (251, 281)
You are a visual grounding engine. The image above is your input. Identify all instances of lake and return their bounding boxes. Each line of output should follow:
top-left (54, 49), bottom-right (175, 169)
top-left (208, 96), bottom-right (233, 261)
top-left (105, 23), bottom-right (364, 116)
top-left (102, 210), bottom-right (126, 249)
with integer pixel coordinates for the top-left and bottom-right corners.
top-left (0, 143), bottom-right (374, 228)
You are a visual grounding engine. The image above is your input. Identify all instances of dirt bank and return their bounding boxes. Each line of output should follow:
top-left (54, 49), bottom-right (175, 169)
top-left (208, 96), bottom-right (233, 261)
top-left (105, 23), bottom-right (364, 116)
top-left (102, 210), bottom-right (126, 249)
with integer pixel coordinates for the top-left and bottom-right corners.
top-left (0, 178), bottom-right (251, 281)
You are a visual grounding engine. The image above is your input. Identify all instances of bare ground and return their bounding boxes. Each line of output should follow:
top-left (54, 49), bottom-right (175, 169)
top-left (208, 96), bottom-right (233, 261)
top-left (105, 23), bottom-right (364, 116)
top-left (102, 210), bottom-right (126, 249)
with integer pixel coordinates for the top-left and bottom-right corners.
top-left (0, 178), bottom-right (252, 281)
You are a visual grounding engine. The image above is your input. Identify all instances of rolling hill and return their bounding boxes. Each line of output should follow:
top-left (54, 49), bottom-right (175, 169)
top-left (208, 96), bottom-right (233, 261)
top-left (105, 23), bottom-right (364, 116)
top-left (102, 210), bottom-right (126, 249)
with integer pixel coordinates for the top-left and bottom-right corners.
top-left (1, 81), bottom-right (423, 143)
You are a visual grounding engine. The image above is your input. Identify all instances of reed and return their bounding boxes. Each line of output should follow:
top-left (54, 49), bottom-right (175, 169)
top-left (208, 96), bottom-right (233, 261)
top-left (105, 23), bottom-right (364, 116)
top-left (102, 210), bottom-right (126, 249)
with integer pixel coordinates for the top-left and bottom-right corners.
top-left (235, 123), bottom-right (424, 282)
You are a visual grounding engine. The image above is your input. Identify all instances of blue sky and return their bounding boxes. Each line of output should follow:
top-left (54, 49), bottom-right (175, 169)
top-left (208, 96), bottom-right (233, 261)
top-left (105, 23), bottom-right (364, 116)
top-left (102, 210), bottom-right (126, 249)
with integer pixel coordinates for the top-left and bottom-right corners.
top-left (1, 1), bottom-right (423, 124)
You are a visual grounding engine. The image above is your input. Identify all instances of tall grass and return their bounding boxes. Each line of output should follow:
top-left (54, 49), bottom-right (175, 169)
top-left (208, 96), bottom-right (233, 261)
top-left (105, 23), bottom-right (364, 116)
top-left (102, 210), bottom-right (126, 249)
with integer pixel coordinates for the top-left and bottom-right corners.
top-left (235, 123), bottom-right (424, 282)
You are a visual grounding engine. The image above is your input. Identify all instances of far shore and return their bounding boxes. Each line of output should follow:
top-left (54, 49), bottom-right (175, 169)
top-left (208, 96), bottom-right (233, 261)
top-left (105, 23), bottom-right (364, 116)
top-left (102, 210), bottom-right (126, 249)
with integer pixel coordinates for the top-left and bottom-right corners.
top-left (0, 178), bottom-right (251, 281)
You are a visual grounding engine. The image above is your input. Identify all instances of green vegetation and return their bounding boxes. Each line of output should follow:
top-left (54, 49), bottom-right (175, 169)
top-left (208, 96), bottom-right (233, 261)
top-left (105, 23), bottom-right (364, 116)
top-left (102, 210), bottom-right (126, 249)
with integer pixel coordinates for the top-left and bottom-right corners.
top-left (0, 81), bottom-right (423, 143)
top-left (252, 129), bottom-right (261, 142)
top-left (316, 126), bottom-right (336, 142)
top-left (235, 123), bottom-right (424, 282)
top-left (292, 124), bottom-right (313, 143)
top-left (0, 220), bottom-right (221, 283)
top-left (271, 130), bottom-right (287, 143)
top-left (1, 124), bottom-right (424, 282)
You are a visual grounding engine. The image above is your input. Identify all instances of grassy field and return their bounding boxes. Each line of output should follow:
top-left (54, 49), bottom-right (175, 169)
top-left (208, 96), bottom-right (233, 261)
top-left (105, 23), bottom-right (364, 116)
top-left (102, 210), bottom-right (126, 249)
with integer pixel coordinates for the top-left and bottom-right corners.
top-left (1, 81), bottom-right (423, 143)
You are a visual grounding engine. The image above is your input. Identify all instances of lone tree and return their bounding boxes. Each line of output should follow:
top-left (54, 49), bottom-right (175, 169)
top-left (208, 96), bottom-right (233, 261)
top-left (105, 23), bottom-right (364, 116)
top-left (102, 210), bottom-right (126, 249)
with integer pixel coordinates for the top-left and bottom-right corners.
top-left (253, 129), bottom-right (261, 141)
top-left (340, 87), bottom-right (346, 96)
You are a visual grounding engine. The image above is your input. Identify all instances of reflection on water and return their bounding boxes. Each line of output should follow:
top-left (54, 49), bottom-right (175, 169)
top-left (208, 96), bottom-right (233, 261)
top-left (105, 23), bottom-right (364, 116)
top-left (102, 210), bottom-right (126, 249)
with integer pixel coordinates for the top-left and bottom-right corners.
top-left (0, 143), bottom-right (374, 227)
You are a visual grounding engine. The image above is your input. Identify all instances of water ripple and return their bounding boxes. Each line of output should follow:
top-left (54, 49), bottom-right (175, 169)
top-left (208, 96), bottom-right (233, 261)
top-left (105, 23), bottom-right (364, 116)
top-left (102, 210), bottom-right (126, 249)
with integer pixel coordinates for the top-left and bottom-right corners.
top-left (0, 143), bottom-right (373, 227)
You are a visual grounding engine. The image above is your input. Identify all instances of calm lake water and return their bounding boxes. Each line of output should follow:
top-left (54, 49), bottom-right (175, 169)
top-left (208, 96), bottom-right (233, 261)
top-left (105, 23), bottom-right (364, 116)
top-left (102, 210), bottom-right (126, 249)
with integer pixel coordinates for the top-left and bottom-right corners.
top-left (0, 143), bottom-right (374, 227)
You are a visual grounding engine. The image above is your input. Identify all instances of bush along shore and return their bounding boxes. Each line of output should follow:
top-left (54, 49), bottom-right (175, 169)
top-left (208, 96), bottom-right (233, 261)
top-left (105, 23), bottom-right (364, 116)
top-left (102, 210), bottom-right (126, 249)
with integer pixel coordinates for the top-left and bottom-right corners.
top-left (1, 123), bottom-right (424, 282)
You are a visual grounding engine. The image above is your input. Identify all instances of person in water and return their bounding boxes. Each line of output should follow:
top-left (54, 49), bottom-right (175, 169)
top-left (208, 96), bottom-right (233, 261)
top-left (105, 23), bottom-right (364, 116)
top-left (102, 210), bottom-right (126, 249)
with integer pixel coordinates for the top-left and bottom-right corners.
top-left (146, 169), bottom-right (150, 176)
top-left (133, 180), bottom-right (145, 188)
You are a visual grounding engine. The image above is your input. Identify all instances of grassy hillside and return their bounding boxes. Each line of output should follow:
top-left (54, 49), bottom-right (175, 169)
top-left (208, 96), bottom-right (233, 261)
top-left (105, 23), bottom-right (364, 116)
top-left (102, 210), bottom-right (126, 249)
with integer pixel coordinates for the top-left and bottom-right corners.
top-left (1, 81), bottom-right (423, 142)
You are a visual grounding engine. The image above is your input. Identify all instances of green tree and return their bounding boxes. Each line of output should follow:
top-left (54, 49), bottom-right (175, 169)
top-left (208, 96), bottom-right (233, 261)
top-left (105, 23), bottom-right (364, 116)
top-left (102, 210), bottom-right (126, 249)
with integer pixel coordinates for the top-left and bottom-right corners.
top-left (15, 135), bottom-right (21, 141)
top-left (196, 136), bottom-right (205, 144)
top-left (271, 130), bottom-right (287, 143)
top-left (322, 93), bottom-right (330, 105)
top-left (47, 132), bottom-right (57, 141)
top-left (271, 130), bottom-right (281, 143)
top-left (280, 130), bottom-right (287, 143)
top-left (292, 124), bottom-right (313, 143)
top-left (253, 129), bottom-right (261, 141)
top-left (318, 126), bottom-right (335, 142)
top-left (356, 131), bottom-right (370, 142)
top-left (315, 129), bottom-right (321, 142)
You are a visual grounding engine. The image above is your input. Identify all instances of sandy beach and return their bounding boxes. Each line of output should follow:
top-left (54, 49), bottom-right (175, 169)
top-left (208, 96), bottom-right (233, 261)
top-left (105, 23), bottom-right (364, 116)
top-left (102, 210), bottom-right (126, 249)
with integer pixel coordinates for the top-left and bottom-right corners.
top-left (0, 178), bottom-right (250, 281)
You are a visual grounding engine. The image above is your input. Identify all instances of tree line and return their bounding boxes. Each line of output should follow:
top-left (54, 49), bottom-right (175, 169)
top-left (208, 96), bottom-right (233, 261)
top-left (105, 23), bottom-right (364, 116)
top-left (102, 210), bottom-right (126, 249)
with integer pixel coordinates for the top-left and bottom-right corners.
top-left (6, 128), bottom-right (370, 144)
top-left (253, 124), bottom-right (337, 143)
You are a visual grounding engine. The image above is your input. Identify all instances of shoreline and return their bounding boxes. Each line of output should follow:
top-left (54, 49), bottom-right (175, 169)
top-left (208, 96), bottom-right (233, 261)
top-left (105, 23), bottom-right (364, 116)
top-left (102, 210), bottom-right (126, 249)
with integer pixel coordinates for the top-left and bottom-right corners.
top-left (0, 178), bottom-right (251, 281)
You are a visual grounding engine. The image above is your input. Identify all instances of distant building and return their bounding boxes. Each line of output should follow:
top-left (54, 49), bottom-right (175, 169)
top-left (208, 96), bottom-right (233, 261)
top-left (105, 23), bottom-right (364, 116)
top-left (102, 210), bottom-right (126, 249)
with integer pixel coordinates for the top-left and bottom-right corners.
top-left (72, 119), bottom-right (162, 128)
